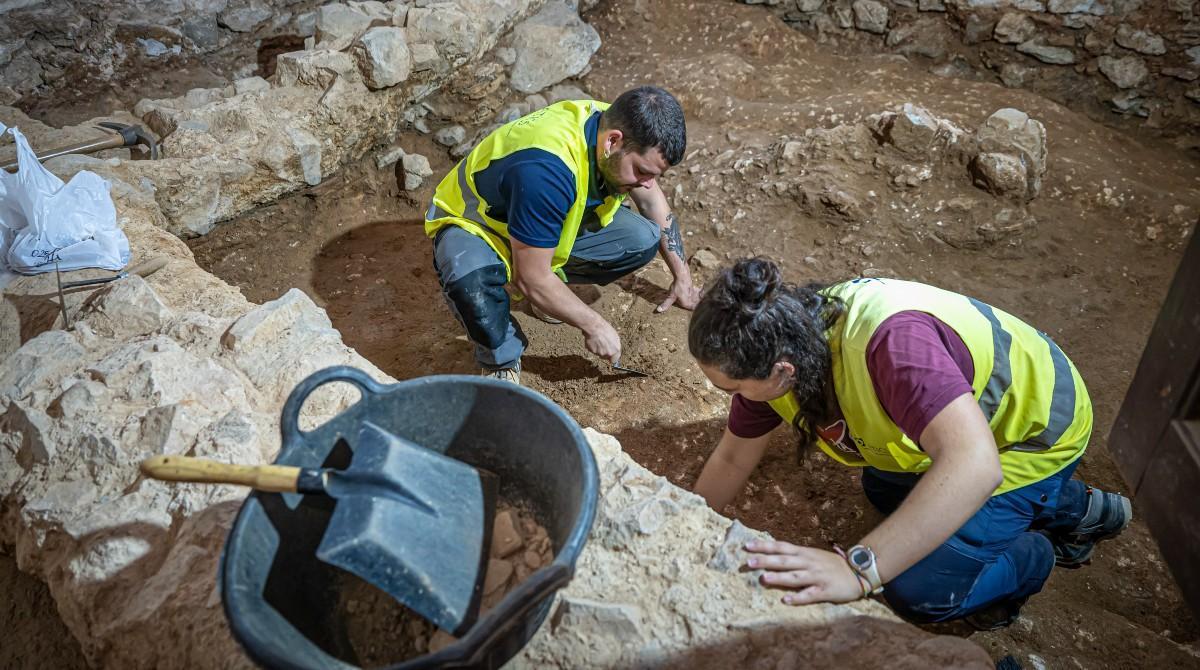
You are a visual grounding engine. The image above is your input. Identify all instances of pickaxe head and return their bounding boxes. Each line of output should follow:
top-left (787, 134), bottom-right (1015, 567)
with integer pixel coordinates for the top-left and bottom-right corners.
top-left (97, 121), bottom-right (159, 160)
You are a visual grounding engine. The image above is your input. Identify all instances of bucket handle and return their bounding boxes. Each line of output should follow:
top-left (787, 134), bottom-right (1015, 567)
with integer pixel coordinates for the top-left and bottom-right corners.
top-left (279, 366), bottom-right (389, 444)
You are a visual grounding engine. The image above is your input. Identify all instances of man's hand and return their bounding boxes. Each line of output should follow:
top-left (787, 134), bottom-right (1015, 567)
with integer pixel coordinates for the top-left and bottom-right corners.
top-left (583, 319), bottom-right (621, 362)
top-left (656, 278), bottom-right (701, 312)
top-left (744, 540), bottom-right (865, 605)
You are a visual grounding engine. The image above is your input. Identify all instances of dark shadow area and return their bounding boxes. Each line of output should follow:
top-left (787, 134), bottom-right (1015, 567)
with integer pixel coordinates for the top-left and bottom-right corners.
top-left (0, 547), bottom-right (87, 670)
top-left (615, 272), bottom-right (669, 308)
top-left (521, 353), bottom-right (635, 384)
top-left (257, 35), bottom-right (306, 79)
top-left (653, 615), bottom-right (993, 669)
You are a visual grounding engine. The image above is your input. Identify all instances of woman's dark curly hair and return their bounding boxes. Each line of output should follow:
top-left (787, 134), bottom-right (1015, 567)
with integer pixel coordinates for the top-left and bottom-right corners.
top-left (688, 257), bottom-right (844, 444)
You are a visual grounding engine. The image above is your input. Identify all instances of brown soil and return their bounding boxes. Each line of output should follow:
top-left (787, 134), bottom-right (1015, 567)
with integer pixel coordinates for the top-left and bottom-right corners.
top-left (339, 500), bottom-right (553, 668)
top-left (189, 1), bottom-right (1200, 667)
top-left (0, 549), bottom-right (87, 670)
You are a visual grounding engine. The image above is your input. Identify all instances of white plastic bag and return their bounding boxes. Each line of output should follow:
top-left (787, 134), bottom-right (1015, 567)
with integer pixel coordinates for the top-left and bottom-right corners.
top-left (0, 124), bottom-right (130, 277)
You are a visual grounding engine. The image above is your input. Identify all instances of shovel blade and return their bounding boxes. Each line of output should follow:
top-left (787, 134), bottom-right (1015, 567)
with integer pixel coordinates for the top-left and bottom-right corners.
top-left (316, 422), bottom-right (495, 634)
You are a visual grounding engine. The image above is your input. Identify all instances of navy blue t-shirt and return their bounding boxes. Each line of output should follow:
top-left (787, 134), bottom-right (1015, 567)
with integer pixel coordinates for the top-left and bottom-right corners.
top-left (471, 111), bottom-right (611, 248)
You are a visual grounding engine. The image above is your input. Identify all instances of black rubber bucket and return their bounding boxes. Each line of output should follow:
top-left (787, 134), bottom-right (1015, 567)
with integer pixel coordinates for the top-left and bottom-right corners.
top-left (219, 366), bottom-right (599, 669)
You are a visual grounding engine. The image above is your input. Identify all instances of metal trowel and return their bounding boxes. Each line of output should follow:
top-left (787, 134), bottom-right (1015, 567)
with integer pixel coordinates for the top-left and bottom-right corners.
top-left (141, 421), bottom-right (496, 634)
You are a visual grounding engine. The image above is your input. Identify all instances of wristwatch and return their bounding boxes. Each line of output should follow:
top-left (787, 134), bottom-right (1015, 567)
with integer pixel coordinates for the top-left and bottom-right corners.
top-left (847, 544), bottom-right (884, 595)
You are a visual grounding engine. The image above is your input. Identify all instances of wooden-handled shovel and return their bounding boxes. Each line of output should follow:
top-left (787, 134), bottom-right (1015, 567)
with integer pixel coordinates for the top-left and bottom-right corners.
top-left (140, 421), bottom-right (497, 634)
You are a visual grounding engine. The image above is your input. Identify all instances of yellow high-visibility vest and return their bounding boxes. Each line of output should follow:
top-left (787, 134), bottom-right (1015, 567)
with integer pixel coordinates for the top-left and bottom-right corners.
top-left (424, 100), bottom-right (627, 279)
top-left (767, 278), bottom-right (1090, 494)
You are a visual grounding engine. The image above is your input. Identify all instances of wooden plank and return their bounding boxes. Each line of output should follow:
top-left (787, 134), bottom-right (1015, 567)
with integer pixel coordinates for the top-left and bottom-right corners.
top-left (1135, 419), bottom-right (1200, 614)
top-left (1107, 229), bottom-right (1200, 492)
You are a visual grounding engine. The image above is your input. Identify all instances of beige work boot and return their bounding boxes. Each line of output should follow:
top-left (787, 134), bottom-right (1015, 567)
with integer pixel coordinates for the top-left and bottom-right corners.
top-left (482, 360), bottom-right (521, 385)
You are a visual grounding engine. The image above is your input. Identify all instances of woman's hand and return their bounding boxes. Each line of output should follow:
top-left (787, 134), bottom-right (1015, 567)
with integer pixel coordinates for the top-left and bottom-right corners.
top-left (744, 540), bottom-right (865, 605)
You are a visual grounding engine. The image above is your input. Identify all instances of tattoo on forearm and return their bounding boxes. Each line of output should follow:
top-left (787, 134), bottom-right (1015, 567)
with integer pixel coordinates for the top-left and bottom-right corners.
top-left (664, 214), bottom-right (685, 262)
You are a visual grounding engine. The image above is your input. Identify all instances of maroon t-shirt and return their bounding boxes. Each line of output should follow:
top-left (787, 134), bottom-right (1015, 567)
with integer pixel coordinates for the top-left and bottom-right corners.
top-left (728, 311), bottom-right (975, 445)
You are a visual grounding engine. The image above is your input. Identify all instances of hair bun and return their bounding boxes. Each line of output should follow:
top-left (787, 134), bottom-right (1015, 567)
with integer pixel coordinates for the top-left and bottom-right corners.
top-left (730, 257), bottom-right (782, 316)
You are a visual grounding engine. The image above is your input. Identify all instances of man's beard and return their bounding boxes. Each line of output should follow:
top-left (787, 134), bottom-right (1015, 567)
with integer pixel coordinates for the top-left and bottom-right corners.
top-left (598, 150), bottom-right (626, 192)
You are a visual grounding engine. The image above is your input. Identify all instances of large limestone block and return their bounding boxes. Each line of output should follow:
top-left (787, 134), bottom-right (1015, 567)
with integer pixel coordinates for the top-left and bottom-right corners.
top-left (0, 330), bottom-right (86, 402)
top-left (274, 49), bottom-right (362, 89)
top-left (353, 26), bottom-right (412, 89)
top-left (406, 3), bottom-right (484, 67)
top-left (315, 2), bottom-right (376, 50)
top-left (514, 429), bottom-right (992, 668)
top-left (76, 276), bottom-right (174, 339)
top-left (508, 0), bottom-right (601, 93)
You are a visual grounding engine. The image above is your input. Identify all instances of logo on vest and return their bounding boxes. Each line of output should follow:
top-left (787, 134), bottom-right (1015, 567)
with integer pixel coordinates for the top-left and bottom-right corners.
top-left (815, 419), bottom-right (864, 456)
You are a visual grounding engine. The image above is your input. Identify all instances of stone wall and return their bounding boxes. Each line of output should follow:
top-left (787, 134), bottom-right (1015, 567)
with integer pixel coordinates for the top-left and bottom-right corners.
top-left (743, 0), bottom-right (1200, 135)
top-left (0, 0), bottom-right (325, 104)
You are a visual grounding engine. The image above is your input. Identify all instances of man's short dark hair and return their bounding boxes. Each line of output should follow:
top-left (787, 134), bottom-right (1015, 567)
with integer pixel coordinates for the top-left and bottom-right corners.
top-left (601, 86), bottom-right (687, 165)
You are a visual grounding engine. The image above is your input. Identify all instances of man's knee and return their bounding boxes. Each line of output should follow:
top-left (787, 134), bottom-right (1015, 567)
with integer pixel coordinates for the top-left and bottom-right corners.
top-left (626, 215), bottom-right (662, 254)
top-left (442, 264), bottom-right (511, 349)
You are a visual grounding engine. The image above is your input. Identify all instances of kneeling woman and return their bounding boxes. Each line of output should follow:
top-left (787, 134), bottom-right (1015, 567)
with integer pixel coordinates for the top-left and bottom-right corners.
top-left (689, 258), bottom-right (1130, 626)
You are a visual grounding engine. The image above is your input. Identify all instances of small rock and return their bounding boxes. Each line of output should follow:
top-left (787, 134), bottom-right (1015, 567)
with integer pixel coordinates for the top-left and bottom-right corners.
top-left (491, 510), bottom-right (525, 558)
top-left (233, 76), bottom-right (270, 95)
top-left (971, 153), bottom-right (1028, 198)
top-left (1098, 55), bottom-right (1148, 89)
top-left (523, 550), bottom-right (542, 569)
top-left (1115, 24), bottom-right (1165, 55)
top-left (993, 13), bottom-right (1037, 44)
top-left (1048, 0), bottom-right (1106, 14)
top-left (409, 42), bottom-right (442, 72)
top-left (525, 93), bottom-right (549, 110)
top-left (496, 46), bottom-right (517, 66)
top-left (435, 125), bottom-right (467, 147)
top-left (494, 103), bottom-right (526, 124)
top-left (552, 597), bottom-right (643, 638)
top-left (402, 153), bottom-right (433, 178)
top-left (1017, 39), bottom-right (1076, 65)
top-left (852, 0), bottom-right (888, 34)
top-left (375, 145), bottom-right (406, 169)
top-left (483, 558), bottom-right (514, 595)
top-left (707, 520), bottom-right (764, 573)
top-left (218, 1), bottom-right (273, 33)
top-left (691, 249), bottom-right (720, 270)
top-left (428, 630), bottom-right (456, 653)
top-left (137, 38), bottom-right (169, 58)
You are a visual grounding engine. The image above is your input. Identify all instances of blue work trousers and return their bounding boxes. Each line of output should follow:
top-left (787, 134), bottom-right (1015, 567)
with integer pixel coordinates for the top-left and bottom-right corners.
top-left (431, 207), bottom-right (661, 370)
top-left (863, 459), bottom-right (1089, 622)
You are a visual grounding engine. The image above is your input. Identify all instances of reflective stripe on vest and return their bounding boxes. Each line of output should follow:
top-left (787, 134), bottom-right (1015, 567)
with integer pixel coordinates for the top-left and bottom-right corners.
top-left (423, 100), bottom-right (625, 279)
top-left (765, 279), bottom-right (1090, 495)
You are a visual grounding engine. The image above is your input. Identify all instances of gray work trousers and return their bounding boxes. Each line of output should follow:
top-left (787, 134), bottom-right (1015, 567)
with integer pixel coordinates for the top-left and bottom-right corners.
top-left (432, 207), bottom-right (661, 370)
